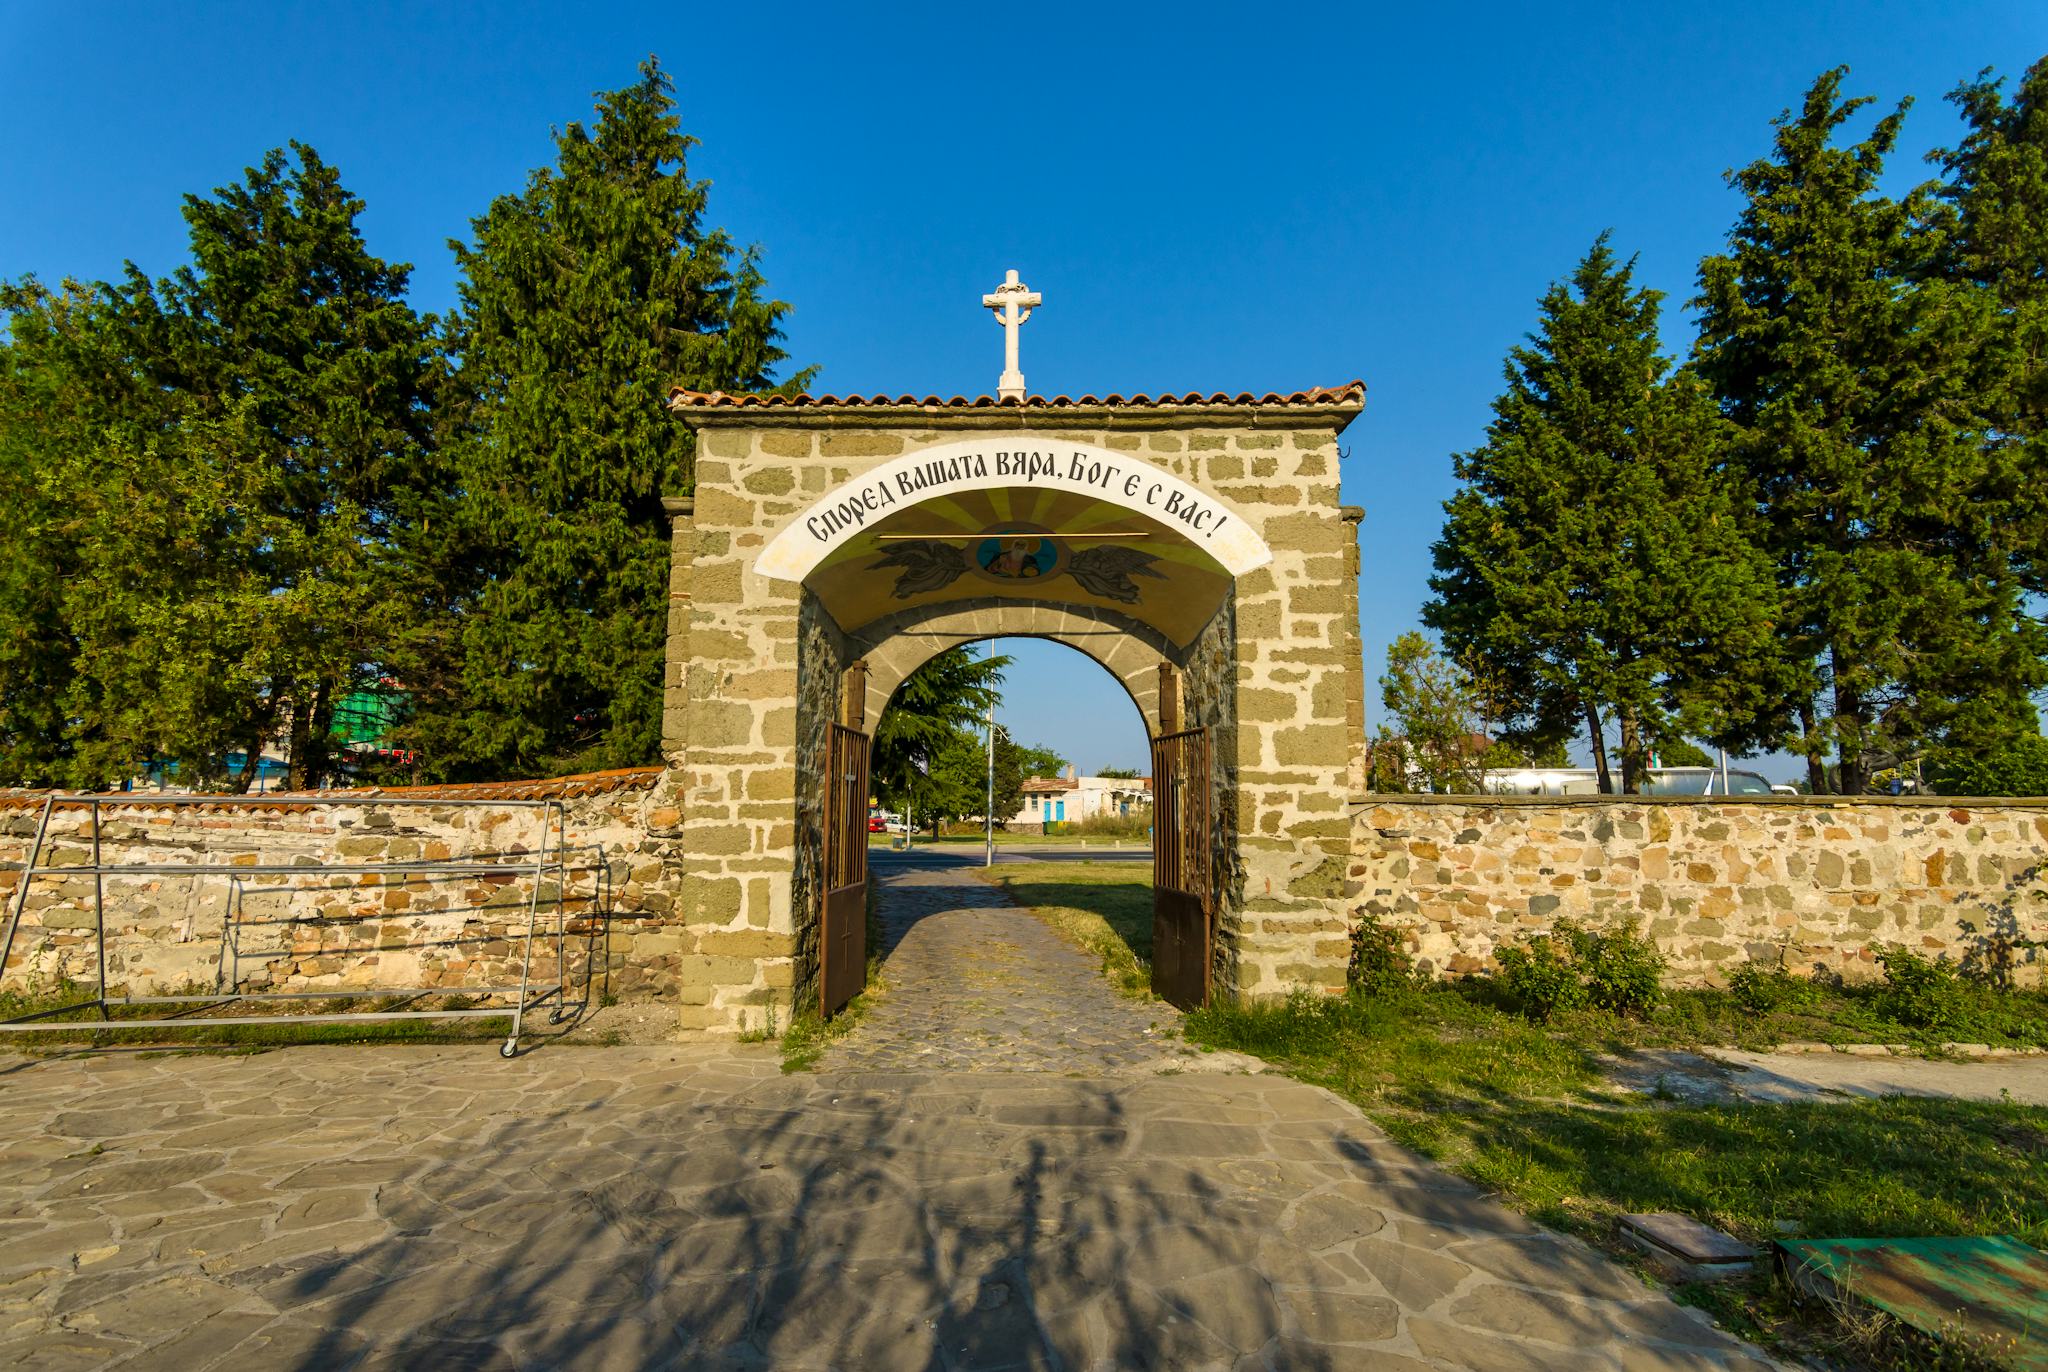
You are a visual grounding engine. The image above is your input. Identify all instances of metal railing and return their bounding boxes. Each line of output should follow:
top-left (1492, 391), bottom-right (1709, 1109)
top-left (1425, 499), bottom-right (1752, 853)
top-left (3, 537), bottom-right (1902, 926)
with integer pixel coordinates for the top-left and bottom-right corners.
top-left (0, 793), bottom-right (578, 1057)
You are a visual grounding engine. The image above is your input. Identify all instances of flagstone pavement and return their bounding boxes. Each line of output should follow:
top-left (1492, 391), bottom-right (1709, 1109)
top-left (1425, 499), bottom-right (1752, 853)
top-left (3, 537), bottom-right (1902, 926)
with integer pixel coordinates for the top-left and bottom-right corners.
top-left (0, 853), bottom-right (1781, 1370)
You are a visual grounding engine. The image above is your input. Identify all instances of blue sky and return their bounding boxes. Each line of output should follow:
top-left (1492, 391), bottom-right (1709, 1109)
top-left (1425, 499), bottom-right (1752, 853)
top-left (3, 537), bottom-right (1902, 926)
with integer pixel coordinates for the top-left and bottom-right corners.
top-left (3, 1), bottom-right (2042, 777)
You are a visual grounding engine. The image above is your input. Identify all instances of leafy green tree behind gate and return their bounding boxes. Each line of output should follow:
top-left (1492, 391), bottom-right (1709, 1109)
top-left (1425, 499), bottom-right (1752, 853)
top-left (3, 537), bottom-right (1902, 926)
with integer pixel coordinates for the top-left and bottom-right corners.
top-left (0, 146), bottom-right (438, 790)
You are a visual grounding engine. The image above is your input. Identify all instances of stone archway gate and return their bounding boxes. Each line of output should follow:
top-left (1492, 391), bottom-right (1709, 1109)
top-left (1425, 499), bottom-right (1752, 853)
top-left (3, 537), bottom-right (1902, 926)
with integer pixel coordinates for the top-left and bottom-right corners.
top-left (659, 386), bottom-right (1368, 1034)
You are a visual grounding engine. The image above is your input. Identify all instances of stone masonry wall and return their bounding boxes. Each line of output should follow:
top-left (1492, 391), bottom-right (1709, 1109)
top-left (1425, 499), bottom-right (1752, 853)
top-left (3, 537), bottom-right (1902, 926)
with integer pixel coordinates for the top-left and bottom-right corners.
top-left (1351, 796), bottom-right (2048, 986)
top-left (789, 589), bottom-right (854, 1011)
top-left (675, 410), bottom-right (1368, 1020)
top-left (0, 770), bottom-right (698, 1003)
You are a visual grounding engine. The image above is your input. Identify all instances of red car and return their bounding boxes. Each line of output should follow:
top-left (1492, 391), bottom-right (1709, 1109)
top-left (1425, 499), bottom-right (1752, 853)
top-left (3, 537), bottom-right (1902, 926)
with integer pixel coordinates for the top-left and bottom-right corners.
top-left (868, 816), bottom-right (886, 833)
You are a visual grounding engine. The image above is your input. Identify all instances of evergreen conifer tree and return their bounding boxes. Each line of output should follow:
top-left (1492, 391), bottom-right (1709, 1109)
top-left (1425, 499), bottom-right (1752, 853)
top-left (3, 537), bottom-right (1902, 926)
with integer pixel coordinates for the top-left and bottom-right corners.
top-left (1694, 69), bottom-right (2044, 793)
top-left (1427, 237), bottom-right (1786, 792)
top-left (1936, 57), bottom-right (2048, 642)
top-left (414, 58), bottom-right (809, 778)
top-left (0, 146), bottom-right (437, 790)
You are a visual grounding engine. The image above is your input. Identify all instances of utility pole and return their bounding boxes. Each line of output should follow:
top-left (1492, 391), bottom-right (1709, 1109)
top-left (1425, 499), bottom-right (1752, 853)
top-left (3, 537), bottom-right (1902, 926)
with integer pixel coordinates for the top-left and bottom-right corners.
top-left (985, 638), bottom-right (996, 867)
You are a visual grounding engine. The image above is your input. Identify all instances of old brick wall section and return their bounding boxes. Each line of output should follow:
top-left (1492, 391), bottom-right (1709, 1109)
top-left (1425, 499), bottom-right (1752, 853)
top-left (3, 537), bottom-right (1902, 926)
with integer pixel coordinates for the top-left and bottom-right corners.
top-left (1351, 796), bottom-right (2048, 986)
top-left (0, 768), bottom-right (772, 1008)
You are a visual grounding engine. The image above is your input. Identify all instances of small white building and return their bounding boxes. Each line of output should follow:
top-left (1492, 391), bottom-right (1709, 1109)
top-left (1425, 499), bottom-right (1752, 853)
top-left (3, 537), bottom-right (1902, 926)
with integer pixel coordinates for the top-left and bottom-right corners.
top-left (1009, 768), bottom-right (1152, 830)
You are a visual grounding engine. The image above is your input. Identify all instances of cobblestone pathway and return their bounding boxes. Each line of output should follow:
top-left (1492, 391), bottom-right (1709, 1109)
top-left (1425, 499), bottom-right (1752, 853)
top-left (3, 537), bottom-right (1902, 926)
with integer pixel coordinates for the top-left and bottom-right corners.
top-left (0, 854), bottom-right (1781, 1369)
top-left (818, 854), bottom-right (1181, 1074)
top-left (0, 1046), bottom-right (1778, 1371)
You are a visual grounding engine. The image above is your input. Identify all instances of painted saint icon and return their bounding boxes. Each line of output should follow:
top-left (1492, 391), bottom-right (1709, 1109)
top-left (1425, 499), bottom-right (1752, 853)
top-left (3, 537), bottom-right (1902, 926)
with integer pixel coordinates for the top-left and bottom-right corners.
top-left (973, 526), bottom-right (1059, 582)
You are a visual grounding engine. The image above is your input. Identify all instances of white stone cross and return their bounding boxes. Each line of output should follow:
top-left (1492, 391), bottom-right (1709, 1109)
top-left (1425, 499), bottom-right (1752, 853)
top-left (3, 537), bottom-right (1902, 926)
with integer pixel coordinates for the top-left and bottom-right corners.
top-left (982, 269), bottom-right (1041, 401)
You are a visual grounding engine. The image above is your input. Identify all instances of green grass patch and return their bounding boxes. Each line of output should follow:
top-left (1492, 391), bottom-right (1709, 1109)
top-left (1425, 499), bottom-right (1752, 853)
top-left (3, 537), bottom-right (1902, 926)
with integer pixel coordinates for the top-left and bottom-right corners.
top-left (1646, 979), bottom-right (2048, 1054)
top-left (1186, 989), bottom-right (2048, 1242)
top-left (976, 860), bottom-right (1154, 998)
top-left (1186, 989), bottom-right (2048, 1371)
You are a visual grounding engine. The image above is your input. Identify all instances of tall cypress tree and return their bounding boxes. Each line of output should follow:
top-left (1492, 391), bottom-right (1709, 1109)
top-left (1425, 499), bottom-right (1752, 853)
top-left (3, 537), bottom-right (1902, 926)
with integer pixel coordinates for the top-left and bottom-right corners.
top-left (1427, 237), bottom-right (1786, 792)
top-left (1694, 69), bottom-right (2043, 794)
top-left (412, 58), bottom-right (809, 779)
top-left (1935, 57), bottom-right (2048, 636)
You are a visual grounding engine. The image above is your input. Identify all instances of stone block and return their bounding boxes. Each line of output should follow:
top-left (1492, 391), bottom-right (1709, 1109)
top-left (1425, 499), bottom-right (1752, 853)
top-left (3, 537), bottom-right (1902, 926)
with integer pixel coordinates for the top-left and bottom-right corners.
top-left (693, 562), bottom-right (744, 604)
top-left (1238, 688), bottom-right (1298, 724)
top-left (689, 701), bottom-right (756, 745)
top-left (696, 929), bottom-right (793, 957)
top-left (1235, 600), bottom-right (1282, 639)
top-left (1619, 1212), bottom-right (1755, 1281)
top-left (688, 824), bottom-right (753, 856)
top-left (1261, 512), bottom-right (1348, 553)
top-left (1287, 583), bottom-right (1347, 614)
top-left (819, 432), bottom-right (904, 457)
top-left (689, 629), bottom-right (754, 663)
top-left (1274, 725), bottom-right (1346, 766)
top-left (742, 467), bottom-right (796, 497)
top-left (681, 875), bottom-right (743, 923)
top-left (677, 954), bottom-right (758, 985)
top-left (675, 1004), bottom-right (726, 1030)
top-left (758, 431), bottom-right (812, 458)
top-left (746, 770), bottom-right (795, 801)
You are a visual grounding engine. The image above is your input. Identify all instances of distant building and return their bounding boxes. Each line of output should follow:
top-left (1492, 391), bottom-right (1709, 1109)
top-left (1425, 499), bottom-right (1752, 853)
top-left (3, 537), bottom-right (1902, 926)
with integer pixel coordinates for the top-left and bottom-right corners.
top-left (1008, 767), bottom-right (1151, 830)
top-left (333, 682), bottom-right (416, 772)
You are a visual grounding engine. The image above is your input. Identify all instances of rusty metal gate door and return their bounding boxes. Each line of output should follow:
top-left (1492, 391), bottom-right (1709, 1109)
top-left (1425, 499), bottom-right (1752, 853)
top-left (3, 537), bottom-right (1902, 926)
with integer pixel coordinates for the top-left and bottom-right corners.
top-left (1150, 727), bottom-right (1212, 1009)
top-left (820, 723), bottom-right (871, 1019)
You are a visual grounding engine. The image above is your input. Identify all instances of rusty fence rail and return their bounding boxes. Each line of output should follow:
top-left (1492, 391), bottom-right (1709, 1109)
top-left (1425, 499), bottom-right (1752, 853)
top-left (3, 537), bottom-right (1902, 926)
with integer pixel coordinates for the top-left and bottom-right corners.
top-left (0, 793), bottom-right (580, 1057)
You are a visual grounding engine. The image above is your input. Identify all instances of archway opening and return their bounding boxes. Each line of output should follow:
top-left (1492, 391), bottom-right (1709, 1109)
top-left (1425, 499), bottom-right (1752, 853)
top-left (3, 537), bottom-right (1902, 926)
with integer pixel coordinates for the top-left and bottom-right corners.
top-left (792, 583), bottom-right (1241, 1021)
top-left (869, 634), bottom-right (1155, 843)
top-left (859, 633), bottom-right (1164, 1014)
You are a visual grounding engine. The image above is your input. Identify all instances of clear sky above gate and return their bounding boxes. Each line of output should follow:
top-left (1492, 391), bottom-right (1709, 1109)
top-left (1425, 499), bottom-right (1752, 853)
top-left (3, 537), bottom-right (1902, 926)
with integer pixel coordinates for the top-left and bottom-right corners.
top-left (3, 1), bottom-right (2041, 776)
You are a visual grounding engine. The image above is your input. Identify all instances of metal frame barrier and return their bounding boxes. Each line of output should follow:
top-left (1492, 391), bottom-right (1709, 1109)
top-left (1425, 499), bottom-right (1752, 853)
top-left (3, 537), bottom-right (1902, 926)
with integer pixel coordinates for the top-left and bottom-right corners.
top-left (0, 793), bottom-right (576, 1057)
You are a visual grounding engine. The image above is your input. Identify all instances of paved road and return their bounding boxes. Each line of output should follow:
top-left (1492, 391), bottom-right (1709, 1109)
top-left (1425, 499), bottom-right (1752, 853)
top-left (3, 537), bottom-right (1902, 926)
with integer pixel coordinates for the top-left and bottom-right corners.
top-left (872, 844), bottom-right (1151, 866)
top-left (0, 857), bottom-right (1779, 1370)
top-left (1613, 1046), bottom-right (2048, 1106)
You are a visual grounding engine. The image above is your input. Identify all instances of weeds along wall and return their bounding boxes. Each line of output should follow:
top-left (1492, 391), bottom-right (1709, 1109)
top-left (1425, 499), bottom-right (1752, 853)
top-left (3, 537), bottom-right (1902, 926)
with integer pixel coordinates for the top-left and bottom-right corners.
top-left (0, 769), bottom-right (704, 1003)
top-left (1350, 796), bottom-right (2048, 987)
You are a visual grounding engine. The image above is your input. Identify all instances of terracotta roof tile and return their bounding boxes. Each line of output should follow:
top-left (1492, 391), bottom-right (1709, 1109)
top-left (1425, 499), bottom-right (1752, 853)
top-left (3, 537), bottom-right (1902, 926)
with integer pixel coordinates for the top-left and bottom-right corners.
top-left (667, 382), bottom-right (1367, 412)
top-left (0, 766), bottom-right (665, 814)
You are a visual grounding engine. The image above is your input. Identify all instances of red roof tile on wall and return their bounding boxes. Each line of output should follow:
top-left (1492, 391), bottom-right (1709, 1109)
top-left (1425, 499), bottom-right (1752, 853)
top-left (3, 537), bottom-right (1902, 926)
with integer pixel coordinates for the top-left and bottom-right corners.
top-left (667, 382), bottom-right (1367, 411)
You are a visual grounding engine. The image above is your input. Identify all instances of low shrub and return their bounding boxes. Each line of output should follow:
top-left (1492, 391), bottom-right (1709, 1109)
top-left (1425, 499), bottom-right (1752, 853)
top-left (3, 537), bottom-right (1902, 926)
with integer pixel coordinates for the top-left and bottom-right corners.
top-left (1496, 918), bottom-right (1665, 1020)
top-left (1581, 919), bottom-right (1666, 1016)
top-left (1347, 913), bottom-right (1416, 997)
top-left (1069, 811), bottom-right (1152, 838)
top-left (1873, 945), bottom-right (1969, 1036)
top-left (1496, 924), bottom-right (1590, 1021)
top-left (1728, 963), bottom-right (1823, 1014)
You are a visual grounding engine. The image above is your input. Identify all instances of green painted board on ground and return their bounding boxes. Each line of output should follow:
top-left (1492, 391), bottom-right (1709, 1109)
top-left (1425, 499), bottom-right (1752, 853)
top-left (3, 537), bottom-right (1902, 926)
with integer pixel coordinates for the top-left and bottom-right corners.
top-left (1776, 1235), bottom-right (2048, 1370)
